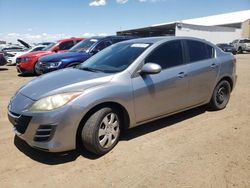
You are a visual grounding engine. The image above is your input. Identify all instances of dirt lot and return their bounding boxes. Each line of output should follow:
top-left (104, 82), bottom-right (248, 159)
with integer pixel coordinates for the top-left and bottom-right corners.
top-left (0, 54), bottom-right (250, 188)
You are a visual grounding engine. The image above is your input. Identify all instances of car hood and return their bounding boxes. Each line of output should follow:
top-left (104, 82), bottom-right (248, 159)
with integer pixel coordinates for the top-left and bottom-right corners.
top-left (17, 39), bottom-right (31, 48)
top-left (19, 68), bottom-right (113, 100)
top-left (39, 51), bottom-right (90, 62)
top-left (20, 50), bottom-right (53, 58)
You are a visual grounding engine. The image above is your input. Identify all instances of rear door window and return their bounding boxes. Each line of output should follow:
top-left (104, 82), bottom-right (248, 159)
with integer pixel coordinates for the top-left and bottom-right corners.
top-left (145, 40), bottom-right (184, 69)
top-left (186, 40), bottom-right (214, 63)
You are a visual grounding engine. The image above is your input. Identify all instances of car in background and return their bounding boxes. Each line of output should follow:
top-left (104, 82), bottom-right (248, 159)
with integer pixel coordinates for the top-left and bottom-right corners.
top-left (6, 45), bottom-right (47, 65)
top-left (216, 43), bottom-right (237, 55)
top-left (16, 38), bottom-right (85, 75)
top-left (35, 36), bottom-right (134, 75)
top-left (0, 52), bottom-right (7, 66)
top-left (8, 37), bottom-right (236, 155)
top-left (231, 39), bottom-right (250, 53)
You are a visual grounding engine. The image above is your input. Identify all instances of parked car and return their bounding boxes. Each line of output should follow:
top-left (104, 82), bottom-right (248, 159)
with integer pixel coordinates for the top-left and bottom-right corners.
top-left (231, 39), bottom-right (250, 53)
top-left (8, 37), bottom-right (237, 155)
top-left (35, 36), bottom-right (134, 75)
top-left (0, 52), bottom-right (7, 66)
top-left (16, 38), bottom-right (85, 75)
top-left (216, 43), bottom-right (237, 55)
top-left (5, 45), bottom-right (47, 65)
top-left (1, 39), bottom-right (31, 53)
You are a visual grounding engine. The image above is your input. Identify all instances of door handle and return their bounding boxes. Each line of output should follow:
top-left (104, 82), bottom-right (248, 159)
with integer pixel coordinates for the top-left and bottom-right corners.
top-left (210, 63), bottom-right (217, 68)
top-left (178, 72), bottom-right (186, 78)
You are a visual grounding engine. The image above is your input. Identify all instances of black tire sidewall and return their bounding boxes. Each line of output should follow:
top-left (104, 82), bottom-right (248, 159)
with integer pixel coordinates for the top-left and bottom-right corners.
top-left (66, 62), bottom-right (80, 68)
top-left (211, 80), bottom-right (231, 110)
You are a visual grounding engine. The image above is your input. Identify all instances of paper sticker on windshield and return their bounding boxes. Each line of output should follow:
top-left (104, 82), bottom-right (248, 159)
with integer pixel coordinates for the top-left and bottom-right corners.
top-left (90, 39), bottom-right (98, 42)
top-left (131, 43), bottom-right (149, 48)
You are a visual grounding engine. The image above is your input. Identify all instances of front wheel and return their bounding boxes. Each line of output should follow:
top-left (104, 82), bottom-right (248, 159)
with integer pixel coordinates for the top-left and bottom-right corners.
top-left (66, 62), bottom-right (80, 68)
top-left (209, 80), bottom-right (231, 110)
top-left (81, 107), bottom-right (121, 155)
top-left (238, 47), bottom-right (243, 54)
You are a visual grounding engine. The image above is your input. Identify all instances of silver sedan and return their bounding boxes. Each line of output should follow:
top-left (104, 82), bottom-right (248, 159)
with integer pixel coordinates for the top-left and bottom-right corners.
top-left (8, 37), bottom-right (237, 155)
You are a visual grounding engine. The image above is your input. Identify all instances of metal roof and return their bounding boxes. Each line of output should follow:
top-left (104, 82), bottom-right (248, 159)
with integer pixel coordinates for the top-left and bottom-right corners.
top-left (152, 9), bottom-right (250, 27)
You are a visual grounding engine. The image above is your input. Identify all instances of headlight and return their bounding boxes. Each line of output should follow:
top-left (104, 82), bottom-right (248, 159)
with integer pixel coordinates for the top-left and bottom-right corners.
top-left (28, 92), bottom-right (81, 111)
top-left (21, 57), bottom-right (30, 62)
top-left (45, 61), bottom-right (61, 68)
top-left (6, 53), bottom-right (15, 57)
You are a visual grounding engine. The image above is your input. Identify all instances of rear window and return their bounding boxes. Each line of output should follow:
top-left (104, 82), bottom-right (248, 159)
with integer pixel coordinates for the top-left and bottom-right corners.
top-left (186, 40), bottom-right (214, 63)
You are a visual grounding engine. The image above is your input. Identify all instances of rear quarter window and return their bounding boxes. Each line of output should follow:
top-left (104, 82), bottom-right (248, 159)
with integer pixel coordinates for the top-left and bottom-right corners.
top-left (186, 40), bottom-right (214, 63)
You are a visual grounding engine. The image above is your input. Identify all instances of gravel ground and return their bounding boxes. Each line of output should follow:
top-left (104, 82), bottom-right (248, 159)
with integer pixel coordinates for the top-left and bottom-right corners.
top-left (0, 54), bottom-right (249, 188)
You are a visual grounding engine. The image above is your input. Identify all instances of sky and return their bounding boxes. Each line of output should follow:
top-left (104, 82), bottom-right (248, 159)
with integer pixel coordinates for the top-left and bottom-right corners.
top-left (0, 0), bottom-right (249, 43)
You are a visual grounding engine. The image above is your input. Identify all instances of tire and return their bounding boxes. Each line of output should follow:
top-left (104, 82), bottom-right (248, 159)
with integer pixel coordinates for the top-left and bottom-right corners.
top-left (209, 80), bottom-right (231, 110)
top-left (238, 47), bottom-right (243, 54)
top-left (81, 107), bottom-right (121, 155)
top-left (34, 62), bottom-right (40, 76)
top-left (66, 62), bottom-right (80, 68)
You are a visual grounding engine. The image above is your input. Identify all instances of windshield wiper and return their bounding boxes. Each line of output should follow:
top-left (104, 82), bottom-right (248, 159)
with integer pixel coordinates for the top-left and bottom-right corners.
top-left (79, 66), bottom-right (103, 73)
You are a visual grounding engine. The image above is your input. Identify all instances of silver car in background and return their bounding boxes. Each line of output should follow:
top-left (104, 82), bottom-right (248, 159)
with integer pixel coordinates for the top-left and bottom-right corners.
top-left (8, 37), bottom-right (237, 155)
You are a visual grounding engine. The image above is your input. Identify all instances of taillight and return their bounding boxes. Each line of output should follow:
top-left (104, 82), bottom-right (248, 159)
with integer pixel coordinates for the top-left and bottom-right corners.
top-left (233, 57), bottom-right (236, 64)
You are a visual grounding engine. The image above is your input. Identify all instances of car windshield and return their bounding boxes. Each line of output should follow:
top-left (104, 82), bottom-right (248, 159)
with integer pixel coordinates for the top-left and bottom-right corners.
top-left (42, 42), bottom-right (56, 51)
top-left (218, 44), bottom-right (233, 47)
top-left (78, 42), bottom-right (151, 73)
top-left (69, 39), bottom-right (99, 52)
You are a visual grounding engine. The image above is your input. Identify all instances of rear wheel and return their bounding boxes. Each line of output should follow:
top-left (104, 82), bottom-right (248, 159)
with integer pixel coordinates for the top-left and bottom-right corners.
top-left (81, 107), bottom-right (120, 155)
top-left (209, 80), bottom-right (231, 110)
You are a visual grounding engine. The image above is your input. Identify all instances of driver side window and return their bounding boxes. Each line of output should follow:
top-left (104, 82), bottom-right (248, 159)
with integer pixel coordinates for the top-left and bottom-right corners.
top-left (145, 40), bottom-right (183, 70)
top-left (59, 41), bottom-right (74, 50)
top-left (95, 40), bottom-right (112, 51)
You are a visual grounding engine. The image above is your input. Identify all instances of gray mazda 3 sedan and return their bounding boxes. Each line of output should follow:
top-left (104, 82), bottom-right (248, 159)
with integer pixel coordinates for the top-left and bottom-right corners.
top-left (8, 37), bottom-right (237, 155)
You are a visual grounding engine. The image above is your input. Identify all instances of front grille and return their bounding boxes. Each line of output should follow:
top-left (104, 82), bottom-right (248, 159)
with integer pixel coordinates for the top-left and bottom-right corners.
top-left (33, 125), bottom-right (56, 142)
top-left (8, 111), bottom-right (32, 134)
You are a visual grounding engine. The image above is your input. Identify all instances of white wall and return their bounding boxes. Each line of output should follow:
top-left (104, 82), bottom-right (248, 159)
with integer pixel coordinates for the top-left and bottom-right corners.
top-left (175, 24), bottom-right (241, 44)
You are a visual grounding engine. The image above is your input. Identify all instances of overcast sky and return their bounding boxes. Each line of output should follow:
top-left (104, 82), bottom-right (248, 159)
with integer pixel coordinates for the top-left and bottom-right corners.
top-left (0, 0), bottom-right (249, 43)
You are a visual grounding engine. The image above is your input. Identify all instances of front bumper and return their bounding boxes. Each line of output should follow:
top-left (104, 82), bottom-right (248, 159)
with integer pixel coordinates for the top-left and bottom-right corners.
top-left (35, 62), bottom-right (57, 75)
top-left (8, 93), bottom-right (85, 152)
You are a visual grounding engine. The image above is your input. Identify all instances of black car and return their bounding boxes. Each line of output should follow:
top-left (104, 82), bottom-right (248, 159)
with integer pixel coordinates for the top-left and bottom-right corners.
top-left (0, 52), bottom-right (7, 66)
top-left (216, 43), bottom-right (237, 55)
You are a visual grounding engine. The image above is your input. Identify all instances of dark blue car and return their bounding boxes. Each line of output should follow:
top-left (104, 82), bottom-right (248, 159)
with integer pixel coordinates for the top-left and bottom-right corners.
top-left (35, 36), bottom-right (134, 74)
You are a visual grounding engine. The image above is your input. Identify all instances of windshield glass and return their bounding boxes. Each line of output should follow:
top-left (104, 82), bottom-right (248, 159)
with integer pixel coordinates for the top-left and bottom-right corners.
top-left (79, 42), bottom-right (151, 73)
top-left (42, 42), bottom-right (56, 51)
top-left (70, 39), bottom-right (99, 52)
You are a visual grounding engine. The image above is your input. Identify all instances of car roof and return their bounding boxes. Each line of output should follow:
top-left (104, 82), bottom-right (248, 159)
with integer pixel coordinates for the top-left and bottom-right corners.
top-left (119, 36), bottom-right (215, 47)
top-left (57, 38), bottom-right (85, 42)
top-left (88, 35), bottom-right (134, 41)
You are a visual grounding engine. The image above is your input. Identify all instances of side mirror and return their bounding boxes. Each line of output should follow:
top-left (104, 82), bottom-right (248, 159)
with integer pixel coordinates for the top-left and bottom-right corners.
top-left (141, 63), bottom-right (162, 74)
top-left (91, 49), bottom-right (100, 55)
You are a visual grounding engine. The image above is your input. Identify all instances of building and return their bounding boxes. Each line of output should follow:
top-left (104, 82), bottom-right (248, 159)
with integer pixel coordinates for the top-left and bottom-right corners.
top-left (117, 9), bottom-right (250, 44)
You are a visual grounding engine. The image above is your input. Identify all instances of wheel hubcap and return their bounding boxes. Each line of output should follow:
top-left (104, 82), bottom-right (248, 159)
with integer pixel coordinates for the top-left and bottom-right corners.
top-left (98, 113), bottom-right (119, 149)
top-left (216, 86), bottom-right (227, 104)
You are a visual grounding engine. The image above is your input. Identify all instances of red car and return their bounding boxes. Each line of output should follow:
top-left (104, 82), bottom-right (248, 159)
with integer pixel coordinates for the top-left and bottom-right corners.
top-left (16, 38), bottom-right (84, 74)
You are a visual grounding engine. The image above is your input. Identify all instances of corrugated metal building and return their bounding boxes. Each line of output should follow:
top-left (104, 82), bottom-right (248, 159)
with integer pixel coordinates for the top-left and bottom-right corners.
top-left (117, 10), bottom-right (250, 44)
